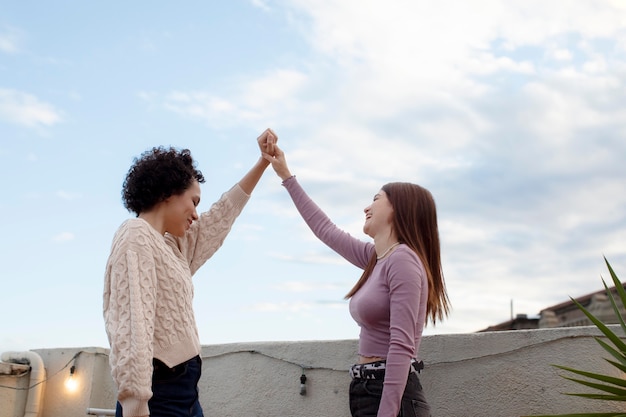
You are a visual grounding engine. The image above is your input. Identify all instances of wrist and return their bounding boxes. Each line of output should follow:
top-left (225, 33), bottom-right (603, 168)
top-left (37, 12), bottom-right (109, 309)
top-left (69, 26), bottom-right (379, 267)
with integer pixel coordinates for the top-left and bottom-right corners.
top-left (258, 156), bottom-right (270, 167)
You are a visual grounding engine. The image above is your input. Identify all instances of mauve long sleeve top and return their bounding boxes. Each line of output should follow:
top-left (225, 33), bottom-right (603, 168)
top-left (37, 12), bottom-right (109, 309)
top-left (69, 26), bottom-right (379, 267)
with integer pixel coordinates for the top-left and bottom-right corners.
top-left (283, 176), bottom-right (428, 417)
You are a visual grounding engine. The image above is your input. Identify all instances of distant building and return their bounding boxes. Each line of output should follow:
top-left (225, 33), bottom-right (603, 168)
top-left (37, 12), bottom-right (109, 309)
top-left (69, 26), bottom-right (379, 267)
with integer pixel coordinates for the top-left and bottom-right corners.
top-left (480, 313), bottom-right (540, 332)
top-left (479, 284), bottom-right (626, 332)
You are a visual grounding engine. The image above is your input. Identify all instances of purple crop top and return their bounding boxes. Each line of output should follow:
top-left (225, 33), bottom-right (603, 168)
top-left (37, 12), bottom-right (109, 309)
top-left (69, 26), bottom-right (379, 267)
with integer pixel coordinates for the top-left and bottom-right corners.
top-left (283, 176), bottom-right (428, 417)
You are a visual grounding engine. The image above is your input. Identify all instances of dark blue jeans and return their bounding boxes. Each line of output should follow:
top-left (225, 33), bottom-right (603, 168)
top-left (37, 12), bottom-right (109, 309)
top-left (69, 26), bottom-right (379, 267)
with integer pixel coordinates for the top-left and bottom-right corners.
top-left (349, 372), bottom-right (431, 417)
top-left (116, 355), bottom-right (204, 417)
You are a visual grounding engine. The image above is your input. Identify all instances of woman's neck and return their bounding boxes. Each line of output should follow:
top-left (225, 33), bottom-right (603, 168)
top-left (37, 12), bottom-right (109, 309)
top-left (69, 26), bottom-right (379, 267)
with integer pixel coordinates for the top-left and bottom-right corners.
top-left (374, 235), bottom-right (400, 260)
top-left (138, 209), bottom-right (166, 235)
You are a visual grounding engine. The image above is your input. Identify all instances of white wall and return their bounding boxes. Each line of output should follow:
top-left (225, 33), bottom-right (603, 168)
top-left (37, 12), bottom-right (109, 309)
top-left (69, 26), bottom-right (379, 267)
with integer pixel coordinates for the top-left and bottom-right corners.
top-left (1, 326), bottom-right (623, 417)
top-left (0, 362), bottom-right (29, 417)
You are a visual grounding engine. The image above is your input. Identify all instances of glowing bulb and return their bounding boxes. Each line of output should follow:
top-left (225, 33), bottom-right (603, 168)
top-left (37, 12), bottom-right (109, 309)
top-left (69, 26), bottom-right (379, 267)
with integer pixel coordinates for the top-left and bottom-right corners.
top-left (65, 365), bottom-right (78, 392)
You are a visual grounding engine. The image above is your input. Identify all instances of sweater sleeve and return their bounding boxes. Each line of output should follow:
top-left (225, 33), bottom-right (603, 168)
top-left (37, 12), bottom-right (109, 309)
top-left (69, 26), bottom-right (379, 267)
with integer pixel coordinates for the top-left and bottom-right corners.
top-left (104, 229), bottom-right (158, 417)
top-left (377, 249), bottom-right (425, 417)
top-left (282, 176), bottom-right (372, 269)
top-left (170, 183), bottom-right (250, 275)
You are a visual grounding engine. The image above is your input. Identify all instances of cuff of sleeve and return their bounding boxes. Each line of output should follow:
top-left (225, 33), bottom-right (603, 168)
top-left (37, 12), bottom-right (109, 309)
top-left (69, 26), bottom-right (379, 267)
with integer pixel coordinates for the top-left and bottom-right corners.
top-left (120, 397), bottom-right (150, 417)
top-left (230, 183), bottom-right (252, 208)
top-left (281, 175), bottom-right (296, 186)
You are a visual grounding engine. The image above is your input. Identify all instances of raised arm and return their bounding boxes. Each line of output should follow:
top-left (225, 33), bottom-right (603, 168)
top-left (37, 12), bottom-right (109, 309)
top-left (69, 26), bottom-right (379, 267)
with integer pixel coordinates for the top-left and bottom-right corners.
top-left (238, 128), bottom-right (278, 194)
top-left (263, 143), bottom-right (373, 268)
top-left (262, 143), bottom-right (292, 181)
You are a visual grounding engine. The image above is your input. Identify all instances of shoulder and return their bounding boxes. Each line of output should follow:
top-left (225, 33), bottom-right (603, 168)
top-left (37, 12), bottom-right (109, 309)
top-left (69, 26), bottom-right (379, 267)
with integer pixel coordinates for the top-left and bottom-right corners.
top-left (387, 245), bottom-right (425, 275)
top-left (111, 218), bottom-right (161, 252)
top-left (390, 245), bottom-right (420, 262)
top-left (383, 246), bottom-right (426, 294)
top-left (115, 218), bottom-right (153, 237)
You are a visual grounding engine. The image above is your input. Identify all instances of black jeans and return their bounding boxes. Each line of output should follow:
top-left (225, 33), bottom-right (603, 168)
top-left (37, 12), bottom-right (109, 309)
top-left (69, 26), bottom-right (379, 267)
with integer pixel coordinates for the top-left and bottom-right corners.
top-left (349, 372), bottom-right (431, 417)
top-left (116, 355), bottom-right (204, 417)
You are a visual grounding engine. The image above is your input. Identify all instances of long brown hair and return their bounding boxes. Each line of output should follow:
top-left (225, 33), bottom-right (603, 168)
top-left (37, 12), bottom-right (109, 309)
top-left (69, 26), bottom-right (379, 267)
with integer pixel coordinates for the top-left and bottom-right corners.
top-left (345, 182), bottom-right (450, 325)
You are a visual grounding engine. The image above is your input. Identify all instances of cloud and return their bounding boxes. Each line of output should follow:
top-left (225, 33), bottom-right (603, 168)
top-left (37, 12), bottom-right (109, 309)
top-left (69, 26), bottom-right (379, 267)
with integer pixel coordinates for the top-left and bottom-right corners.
top-left (56, 190), bottom-right (81, 201)
top-left (273, 281), bottom-right (344, 292)
top-left (0, 27), bottom-right (21, 54)
top-left (161, 69), bottom-right (311, 128)
top-left (150, 1), bottom-right (626, 330)
top-left (249, 301), bottom-right (313, 313)
top-left (250, 0), bottom-right (272, 13)
top-left (255, 0), bottom-right (626, 328)
top-left (0, 89), bottom-right (63, 128)
top-left (248, 299), bottom-right (346, 313)
top-left (52, 232), bottom-right (75, 243)
top-left (270, 251), bottom-right (350, 266)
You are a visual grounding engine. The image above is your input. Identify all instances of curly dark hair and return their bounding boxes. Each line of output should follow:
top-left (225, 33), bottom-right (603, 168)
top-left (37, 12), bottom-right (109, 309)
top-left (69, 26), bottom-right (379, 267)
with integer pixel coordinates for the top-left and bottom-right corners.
top-left (122, 146), bottom-right (206, 215)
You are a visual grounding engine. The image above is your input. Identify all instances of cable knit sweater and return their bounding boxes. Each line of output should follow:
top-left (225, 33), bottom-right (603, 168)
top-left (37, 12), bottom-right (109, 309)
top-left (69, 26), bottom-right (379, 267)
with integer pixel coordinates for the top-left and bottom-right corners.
top-left (103, 184), bottom-right (249, 417)
top-left (283, 176), bottom-right (428, 417)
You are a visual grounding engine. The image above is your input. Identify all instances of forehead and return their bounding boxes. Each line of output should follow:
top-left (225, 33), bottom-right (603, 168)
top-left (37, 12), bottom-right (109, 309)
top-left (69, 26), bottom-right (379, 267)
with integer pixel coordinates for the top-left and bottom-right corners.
top-left (184, 180), bottom-right (201, 197)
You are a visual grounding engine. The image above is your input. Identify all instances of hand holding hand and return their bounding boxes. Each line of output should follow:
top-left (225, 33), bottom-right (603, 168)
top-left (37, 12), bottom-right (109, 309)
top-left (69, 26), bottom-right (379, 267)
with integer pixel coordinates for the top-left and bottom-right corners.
top-left (257, 128), bottom-right (277, 158)
top-left (262, 144), bottom-right (292, 181)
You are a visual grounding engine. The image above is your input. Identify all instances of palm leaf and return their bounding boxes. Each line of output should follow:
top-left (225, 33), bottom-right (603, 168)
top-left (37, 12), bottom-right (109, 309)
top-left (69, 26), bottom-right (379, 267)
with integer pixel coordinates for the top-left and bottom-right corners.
top-left (528, 260), bottom-right (626, 416)
top-left (595, 338), bottom-right (626, 368)
top-left (525, 412), bottom-right (626, 416)
top-left (604, 256), bottom-right (626, 336)
top-left (554, 365), bottom-right (626, 390)
top-left (570, 298), bottom-right (626, 353)
top-left (564, 393), bottom-right (626, 401)
top-left (604, 358), bottom-right (626, 375)
top-left (602, 280), bottom-right (626, 336)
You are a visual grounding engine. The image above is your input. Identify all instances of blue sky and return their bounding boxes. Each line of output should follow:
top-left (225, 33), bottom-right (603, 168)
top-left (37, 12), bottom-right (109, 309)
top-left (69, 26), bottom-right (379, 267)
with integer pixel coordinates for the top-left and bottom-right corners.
top-left (1, 0), bottom-right (625, 353)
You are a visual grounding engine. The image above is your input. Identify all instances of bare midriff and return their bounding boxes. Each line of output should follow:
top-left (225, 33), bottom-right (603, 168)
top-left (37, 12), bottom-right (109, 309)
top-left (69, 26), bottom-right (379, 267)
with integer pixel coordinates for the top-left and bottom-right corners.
top-left (358, 355), bottom-right (385, 364)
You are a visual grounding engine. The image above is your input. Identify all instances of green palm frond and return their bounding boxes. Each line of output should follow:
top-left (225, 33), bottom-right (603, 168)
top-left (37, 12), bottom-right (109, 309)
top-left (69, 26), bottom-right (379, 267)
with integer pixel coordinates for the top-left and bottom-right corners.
top-left (569, 298), bottom-right (626, 353)
top-left (604, 256), bottom-right (626, 336)
top-left (528, 413), bottom-right (626, 417)
top-left (596, 338), bottom-right (626, 371)
top-left (604, 358), bottom-right (626, 375)
top-left (524, 259), bottom-right (626, 417)
top-left (554, 365), bottom-right (626, 390)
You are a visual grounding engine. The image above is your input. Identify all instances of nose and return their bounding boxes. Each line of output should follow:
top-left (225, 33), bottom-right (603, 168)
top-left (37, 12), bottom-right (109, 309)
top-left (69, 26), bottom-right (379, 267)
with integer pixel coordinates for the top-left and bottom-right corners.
top-left (364, 205), bottom-right (371, 214)
top-left (192, 209), bottom-right (199, 221)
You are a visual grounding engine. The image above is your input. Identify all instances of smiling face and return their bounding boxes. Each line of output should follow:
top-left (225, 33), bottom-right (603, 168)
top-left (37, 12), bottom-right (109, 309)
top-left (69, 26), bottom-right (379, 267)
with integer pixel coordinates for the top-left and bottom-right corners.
top-left (363, 189), bottom-right (395, 239)
top-left (162, 180), bottom-right (201, 237)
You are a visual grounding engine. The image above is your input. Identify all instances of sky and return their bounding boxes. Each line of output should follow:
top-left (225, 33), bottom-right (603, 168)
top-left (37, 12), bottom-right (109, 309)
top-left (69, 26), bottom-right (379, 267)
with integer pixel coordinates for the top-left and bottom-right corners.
top-left (1, 0), bottom-right (625, 354)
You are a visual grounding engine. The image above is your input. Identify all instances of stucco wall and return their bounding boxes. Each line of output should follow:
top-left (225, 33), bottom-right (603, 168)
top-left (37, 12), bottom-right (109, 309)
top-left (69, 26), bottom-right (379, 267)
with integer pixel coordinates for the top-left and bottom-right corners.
top-left (0, 362), bottom-right (29, 417)
top-left (1, 326), bottom-right (624, 417)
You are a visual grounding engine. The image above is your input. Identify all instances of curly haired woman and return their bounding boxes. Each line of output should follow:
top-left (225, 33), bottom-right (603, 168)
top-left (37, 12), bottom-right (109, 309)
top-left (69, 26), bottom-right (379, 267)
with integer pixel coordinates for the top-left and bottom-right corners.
top-left (104, 129), bottom-right (277, 417)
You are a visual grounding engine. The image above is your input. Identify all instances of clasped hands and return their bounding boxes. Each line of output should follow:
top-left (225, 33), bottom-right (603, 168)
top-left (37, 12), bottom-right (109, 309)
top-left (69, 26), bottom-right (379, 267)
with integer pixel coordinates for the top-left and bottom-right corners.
top-left (257, 128), bottom-right (292, 181)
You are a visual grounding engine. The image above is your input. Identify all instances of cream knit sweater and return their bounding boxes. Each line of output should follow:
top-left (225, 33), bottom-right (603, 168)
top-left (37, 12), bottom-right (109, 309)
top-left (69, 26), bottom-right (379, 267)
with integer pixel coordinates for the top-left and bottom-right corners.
top-left (103, 184), bottom-right (249, 417)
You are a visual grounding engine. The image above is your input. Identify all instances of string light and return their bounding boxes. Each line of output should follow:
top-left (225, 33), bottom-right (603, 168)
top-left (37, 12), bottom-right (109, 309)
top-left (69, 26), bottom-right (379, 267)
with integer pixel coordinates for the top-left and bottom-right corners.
top-left (64, 364), bottom-right (78, 392)
top-left (299, 372), bottom-right (307, 396)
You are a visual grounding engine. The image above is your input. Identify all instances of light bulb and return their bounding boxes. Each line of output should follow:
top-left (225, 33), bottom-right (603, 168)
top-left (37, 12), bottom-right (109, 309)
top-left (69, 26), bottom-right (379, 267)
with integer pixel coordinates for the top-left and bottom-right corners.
top-left (65, 365), bottom-right (78, 392)
top-left (299, 373), bottom-right (307, 396)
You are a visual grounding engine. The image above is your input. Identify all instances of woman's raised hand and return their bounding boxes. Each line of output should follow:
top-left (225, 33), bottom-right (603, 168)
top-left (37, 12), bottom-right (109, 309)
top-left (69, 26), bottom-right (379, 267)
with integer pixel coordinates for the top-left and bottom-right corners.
top-left (262, 144), bottom-right (292, 181)
top-left (257, 128), bottom-right (277, 157)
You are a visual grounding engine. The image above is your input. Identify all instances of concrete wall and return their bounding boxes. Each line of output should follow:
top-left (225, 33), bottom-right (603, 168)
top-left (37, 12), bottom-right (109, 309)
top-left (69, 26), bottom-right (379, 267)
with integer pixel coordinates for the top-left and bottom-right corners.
top-left (32, 347), bottom-right (116, 417)
top-left (0, 362), bottom-right (29, 417)
top-left (2, 326), bottom-right (625, 417)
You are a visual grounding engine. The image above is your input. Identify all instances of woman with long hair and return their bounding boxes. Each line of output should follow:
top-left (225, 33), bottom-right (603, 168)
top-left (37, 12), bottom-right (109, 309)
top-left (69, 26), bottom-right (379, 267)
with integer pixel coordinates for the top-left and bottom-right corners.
top-left (263, 144), bottom-right (450, 417)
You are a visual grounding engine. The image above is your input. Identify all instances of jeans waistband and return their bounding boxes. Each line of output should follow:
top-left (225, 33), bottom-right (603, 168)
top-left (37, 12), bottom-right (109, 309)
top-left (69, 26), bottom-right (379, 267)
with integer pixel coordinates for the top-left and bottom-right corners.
top-left (153, 355), bottom-right (201, 375)
top-left (349, 359), bottom-right (424, 380)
